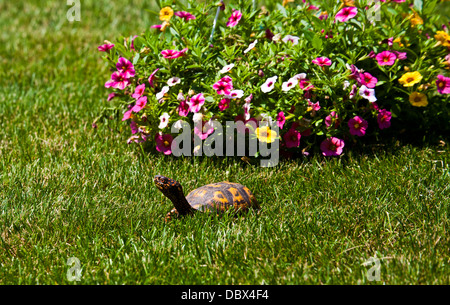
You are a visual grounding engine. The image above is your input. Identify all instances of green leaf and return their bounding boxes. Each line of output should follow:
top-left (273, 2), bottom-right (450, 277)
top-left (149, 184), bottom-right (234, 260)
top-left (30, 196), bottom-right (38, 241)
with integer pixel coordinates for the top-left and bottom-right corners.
top-left (311, 36), bottom-right (323, 51)
top-left (132, 53), bottom-right (140, 65)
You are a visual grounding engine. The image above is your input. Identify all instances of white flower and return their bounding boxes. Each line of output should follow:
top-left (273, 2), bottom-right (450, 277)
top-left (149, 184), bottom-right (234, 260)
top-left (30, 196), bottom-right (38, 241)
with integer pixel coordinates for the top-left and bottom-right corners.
top-left (272, 33), bottom-right (282, 42)
top-left (193, 112), bottom-right (203, 124)
top-left (226, 89), bottom-right (244, 99)
top-left (158, 112), bottom-right (170, 129)
top-left (281, 77), bottom-right (299, 92)
top-left (293, 73), bottom-right (307, 80)
top-left (282, 35), bottom-right (299, 46)
top-left (343, 80), bottom-right (350, 90)
top-left (177, 92), bottom-right (185, 101)
top-left (173, 119), bottom-right (184, 130)
top-left (257, 113), bottom-right (273, 125)
top-left (156, 86), bottom-right (170, 100)
top-left (167, 77), bottom-right (181, 87)
top-left (359, 85), bottom-right (377, 102)
top-left (219, 63), bottom-right (234, 74)
top-left (261, 76), bottom-right (278, 93)
top-left (244, 39), bottom-right (258, 54)
top-left (243, 102), bottom-right (251, 121)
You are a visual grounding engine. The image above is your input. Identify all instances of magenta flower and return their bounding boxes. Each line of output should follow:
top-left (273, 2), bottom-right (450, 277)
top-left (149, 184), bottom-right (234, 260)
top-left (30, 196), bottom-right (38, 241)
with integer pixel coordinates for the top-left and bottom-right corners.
top-left (130, 121), bottom-right (139, 134)
top-left (283, 127), bottom-right (301, 148)
top-left (218, 98), bottom-right (231, 111)
top-left (226, 10), bottom-right (242, 27)
top-left (335, 7), bottom-right (358, 22)
top-left (130, 35), bottom-right (138, 51)
top-left (276, 111), bottom-right (286, 129)
top-left (299, 79), bottom-right (314, 91)
top-left (131, 96), bottom-right (147, 113)
top-left (194, 120), bottom-right (215, 140)
top-left (375, 51), bottom-right (397, 66)
top-left (348, 116), bottom-right (368, 137)
top-left (105, 71), bottom-right (130, 90)
top-left (107, 92), bottom-right (117, 101)
top-left (320, 137), bottom-right (345, 157)
top-left (116, 57), bottom-right (135, 78)
top-left (188, 93), bottom-right (205, 113)
top-left (377, 109), bottom-right (392, 129)
top-left (174, 11), bottom-right (196, 21)
top-left (358, 72), bottom-right (378, 88)
top-left (393, 51), bottom-right (407, 60)
top-left (177, 99), bottom-right (190, 117)
top-left (155, 133), bottom-right (174, 155)
top-left (122, 109), bottom-right (133, 121)
top-left (436, 74), bottom-right (450, 94)
top-left (220, 75), bottom-right (233, 85)
top-left (132, 83), bottom-right (145, 99)
top-left (325, 111), bottom-right (340, 129)
top-left (213, 80), bottom-right (233, 95)
top-left (98, 43), bottom-right (114, 52)
top-left (148, 68), bottom-right (159, 88)
top-left (161, 48), bottom-right (187, 59)
top-left (312, 56), bottom-right (332, 67)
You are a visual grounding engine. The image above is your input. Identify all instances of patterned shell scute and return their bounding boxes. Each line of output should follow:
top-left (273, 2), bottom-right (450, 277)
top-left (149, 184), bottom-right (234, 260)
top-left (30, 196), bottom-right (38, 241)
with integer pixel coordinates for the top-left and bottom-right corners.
top-left (186, 182), bottom-right (259, 213)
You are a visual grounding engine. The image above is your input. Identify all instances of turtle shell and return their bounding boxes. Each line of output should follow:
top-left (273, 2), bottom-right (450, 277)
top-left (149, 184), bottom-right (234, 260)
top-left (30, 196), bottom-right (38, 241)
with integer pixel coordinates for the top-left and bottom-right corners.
top-left (186, 182), bottom-right (259, 213)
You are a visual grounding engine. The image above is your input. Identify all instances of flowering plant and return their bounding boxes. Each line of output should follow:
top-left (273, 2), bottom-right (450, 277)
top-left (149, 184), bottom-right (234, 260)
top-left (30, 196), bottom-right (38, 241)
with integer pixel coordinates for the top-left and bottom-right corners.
top-left (98, 0), bottom-right (450, 158)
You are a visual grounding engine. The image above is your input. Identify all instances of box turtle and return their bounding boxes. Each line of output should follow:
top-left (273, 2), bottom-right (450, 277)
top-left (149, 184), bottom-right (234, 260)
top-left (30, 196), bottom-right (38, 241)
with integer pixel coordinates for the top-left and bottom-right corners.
top-left (154, 175), bottom-right (260, 221)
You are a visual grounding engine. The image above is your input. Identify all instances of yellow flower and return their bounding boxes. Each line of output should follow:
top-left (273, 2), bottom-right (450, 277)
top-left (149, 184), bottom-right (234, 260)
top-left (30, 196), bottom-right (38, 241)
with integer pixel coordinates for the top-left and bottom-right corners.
top-left (159, 7), bottom-right (174, 21)
top-left (282, 0), bottom-right (294, 6)
top-left (434, 31), bottom-right (450, 47)
top-left (342, 0), bottom-right (355, 6)
top-left (256, 126), bottom-right (277, 143)
top-left (399, 71), bottom-right (423, 87)
top-left (160, 21), bottom-right (170, 31)
top-left (409, 92), bottom-right (428, 107)
top-left (408, 11), bottom-right (423, 26)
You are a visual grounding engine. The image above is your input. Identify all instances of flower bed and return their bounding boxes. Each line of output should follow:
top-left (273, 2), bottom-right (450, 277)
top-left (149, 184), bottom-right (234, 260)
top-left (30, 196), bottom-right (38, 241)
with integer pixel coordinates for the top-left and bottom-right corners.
top-left (98, 0), bottom-right (450, 158)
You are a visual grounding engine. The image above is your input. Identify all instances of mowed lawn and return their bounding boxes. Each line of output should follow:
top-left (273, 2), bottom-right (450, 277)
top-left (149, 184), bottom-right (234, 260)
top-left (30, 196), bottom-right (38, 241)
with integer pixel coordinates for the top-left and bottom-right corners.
top-left (1, 0), bottom-right (449, 285)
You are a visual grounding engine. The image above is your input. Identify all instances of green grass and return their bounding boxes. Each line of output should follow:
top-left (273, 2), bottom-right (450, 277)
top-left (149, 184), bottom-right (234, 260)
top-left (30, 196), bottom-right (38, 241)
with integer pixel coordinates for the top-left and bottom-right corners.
top-left (1, 0), bottom-right (450, 285)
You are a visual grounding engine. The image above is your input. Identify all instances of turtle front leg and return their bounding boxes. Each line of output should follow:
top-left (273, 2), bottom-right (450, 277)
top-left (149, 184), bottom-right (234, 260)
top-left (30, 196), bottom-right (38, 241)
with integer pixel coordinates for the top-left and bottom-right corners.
top-left (165, 208), bottom-right (179, 222)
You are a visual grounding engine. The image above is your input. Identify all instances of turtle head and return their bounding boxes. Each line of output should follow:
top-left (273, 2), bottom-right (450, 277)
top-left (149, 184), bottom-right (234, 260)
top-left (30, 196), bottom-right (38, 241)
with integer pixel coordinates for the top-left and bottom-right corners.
top-left (154, 175), bottom-right (184, 201)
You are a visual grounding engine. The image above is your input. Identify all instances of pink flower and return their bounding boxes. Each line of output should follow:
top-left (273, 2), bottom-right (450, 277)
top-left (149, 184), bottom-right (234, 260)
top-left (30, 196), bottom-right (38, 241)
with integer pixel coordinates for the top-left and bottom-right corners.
top-left (131, 96), bottom-right (147, 113)
top-left (174, 11), bottom-right (196, 21)
top-left (436, 74), bottom-right (450, 94)
top-left (132, 83), bottom-right (145, 99)
top-left (122, 109), bottom-right (133, 121)
top-left (177, 99), bottom-right (190, 117)
top-left (218, 98), bottom-right (231, 111)
top-left (220, 75), bottom-right (233, 85)
top-left (312, 56), bottom-right (332, 67)
top-left (299, 79), bottom-right (314, 91)
top-left (320, 137), bottom-right (345, 157)
top-left (325, 111), bottom-right (340, 128)
top-left (155, 133), bottom-right (174, 155)
top-left (188, 93), bottom-right (205, 113)
top-left (226, 10), bottom-right (242, 27)
top-left (116, 57), bottom-right (135, 78)
top-left (130, 121), bottom-right (139, 134)
top-left (98, 43), bottom-right (114, 52)
top-left (375, 51), bottom-right (397, 66)
top-left (307, 100), bottom-right (321, 112)
top-left (148, 68), bottom-right (159, 88)
top-left (105, 71), bottom-right (130, 90)
top-left (377, 109), bottom-right (392, 129)
top-left (161, 48), bottom-right (187, 59)
top-left (107, 92), bottom-right (117, 101)
top-left (283, 127), bottom-right (301, 148)
top-left (348, 116), bottom-right (368, 136)
top-left (335, 7), bottom-right (358, 23)
top-left (213, 80), bottom-right (233, 95)
top-left (276, 111), bottom-right (286, 129)
top-left (358, 72), bottom-right (378, 88)
top-left (347, 64), bottom-right (361, 80)
top-left (282, 35), bottom-right (300, 45)
top-left (393, 51), bottom-right (407, 60)
top-left (194, 120), bottom-right (215, 140)
top-left (130, 35), bottom-right (138, 51)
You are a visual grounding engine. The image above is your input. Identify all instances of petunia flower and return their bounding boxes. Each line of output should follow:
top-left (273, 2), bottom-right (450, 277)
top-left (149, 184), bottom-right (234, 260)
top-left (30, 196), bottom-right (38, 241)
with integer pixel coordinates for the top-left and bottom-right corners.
top-left (358, 72), bottom-right (378, 88)
top-left (167, 77), bottom-right (181, 87)
top-left (359, 85), bottom-right (377, 102)
top-left (320, 137), bottom-right (345, 156)
top-left (299, 79), bottom-right (314, 91)
top-left (131, 96), bottom-right (147, 112)
top-left (158, 112), bottom-right (170, 129)
top-left (98, 43), bottom-right (114, 52)
top-left (226, 10), bottom-right (242, 27)
top-left (219, 63), bottom-right (234, 74)
top-left (409, 92), bottom-right (428, 107)
top-left (256, 126), bottom-right (277, 143)
top-left (261, 76), bottom-right (278, 93)
top-left (227, 90), bottom-right (244, 99)
top-left (244, 40), bottom-right (258, 54)
top-left (398, 71), bottom-right (423, 87)
top-left (107, 92), bottom-right (117, 102)
top-left (283, 127), bottom-right (301, 148)
top-left (282, 77), bottom-right (299, 92)
top-left (282, 35), bottom-right (300, 46)
top-left (174, 11), bottom-right (196, 21)
top-left (218, 98), bottom-right (231, 111)
top-left (348, 116), bottom-right (368, 136)
top-left (436, 74), bottom-right (450, 94)
top-left (105, 71), bottom-right (130, 90)
top-left (148, 68), bottom-right (159, 88)
top-left (213, 80), bottom-right (233, 95)
top-left (377, 109), bottom-right (392, 129)
top-left (156, 86), bottom-right (170, 100)
top-left (375, 51), bottom-right (397, 66)
top-left (130, 121), bottom-right (139, 134)
top-left (155, 133), bottom-right (174, 155)
top-left (116, 57), bottom-right (135, 78)
top-left (122, 109), bottom-right (133, 121)
top-left (312, 56), bottom-right (332, 67)
top-left (131, 83), bottom-right (145, 99)
top-left (276, 111), bottom-right (286, 129)
top-left (188, 93), bottom-right (205, 113)
top-left (325, 111), bottom-right (340, 129)
top-left (335, 6), bottom-right (358, 22)
top-left (194, 120), bottom-right (215, 140)
top-left (177, 99), bottom-right (190, 117)
top-left (159, 7), bottom-right (174, 22)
